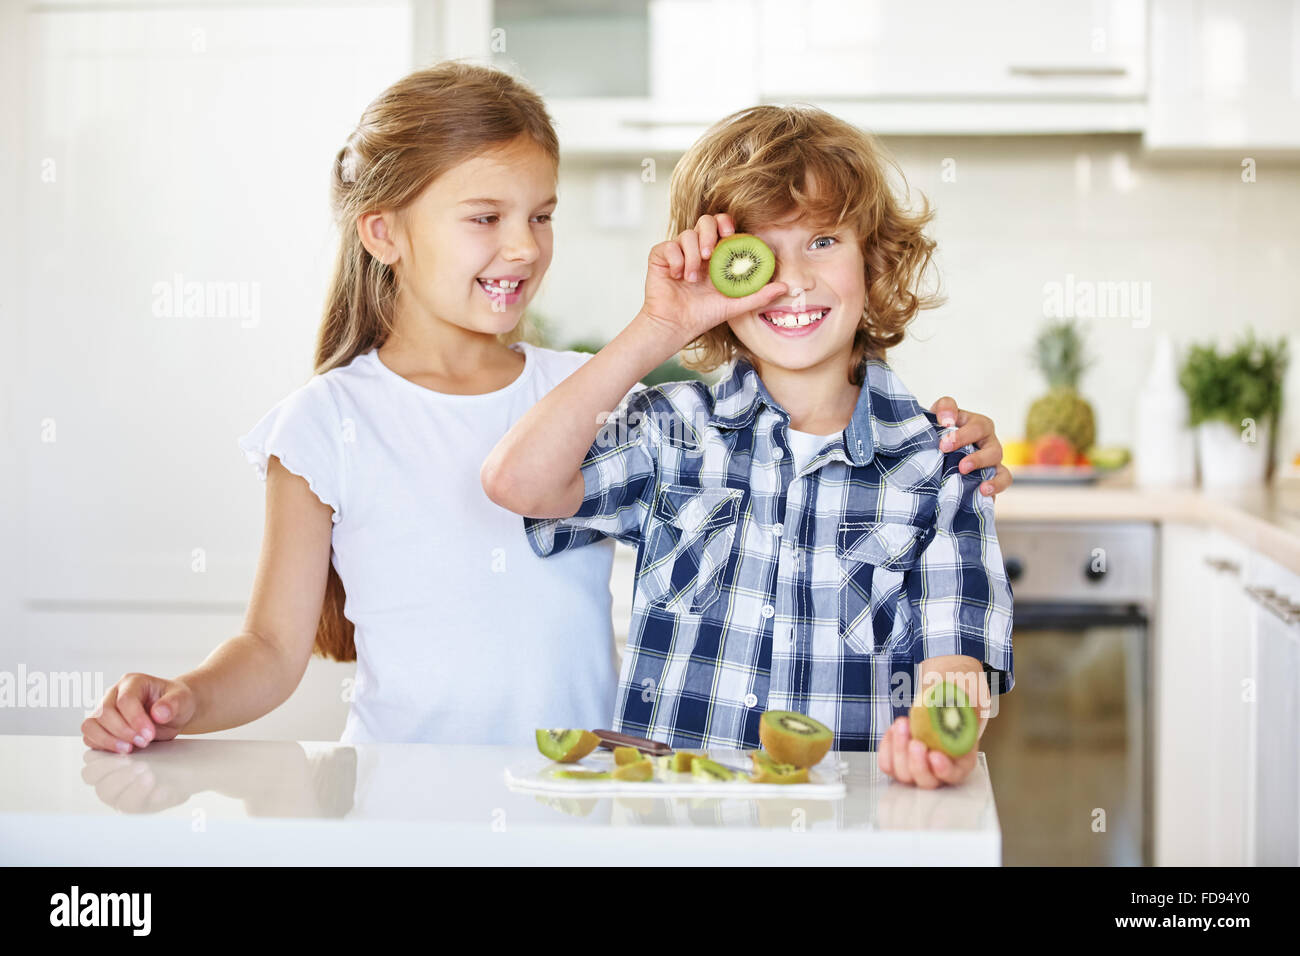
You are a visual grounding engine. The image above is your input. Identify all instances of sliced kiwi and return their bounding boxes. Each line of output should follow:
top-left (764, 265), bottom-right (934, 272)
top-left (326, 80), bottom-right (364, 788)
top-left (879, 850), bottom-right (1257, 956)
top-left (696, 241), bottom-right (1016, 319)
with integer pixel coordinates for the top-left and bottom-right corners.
top-left (709, 233), bottom-right (776, 298)
top-left (750, 765), bottom-right (810, 785)
top-left (612, 759), bottom-right (654, 782)
top-left (670, 751), bottom-right (700, 773)
top-left (909, 680), bottom-right (977, 758)
top-left (535, 728), bottom-right (600, 764)
top-left (613, 746), bottom-right (645, 766)
top-left (758, 711), bottom-right (833, 768)
top-left (554, 769), bottom-right (611, 781)
top-left (691, 757), bottom-right (736, 782)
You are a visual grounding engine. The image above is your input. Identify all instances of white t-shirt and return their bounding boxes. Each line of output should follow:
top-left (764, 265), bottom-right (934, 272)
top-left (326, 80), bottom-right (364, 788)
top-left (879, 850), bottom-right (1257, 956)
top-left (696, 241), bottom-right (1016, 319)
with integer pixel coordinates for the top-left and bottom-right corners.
top-left (786, 427), bottom-right (840, 473)
top-left (238, 341), bottom-right (619, 745)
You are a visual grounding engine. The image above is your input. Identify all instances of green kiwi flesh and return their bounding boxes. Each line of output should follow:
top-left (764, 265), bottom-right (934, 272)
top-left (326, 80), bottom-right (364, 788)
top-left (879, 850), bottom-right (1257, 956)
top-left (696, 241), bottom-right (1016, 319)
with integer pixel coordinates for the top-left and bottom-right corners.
top-left (908, 680), bottom-right (977, 757)
top-left (691, 757), bottom-right (736, 782)
top-left (612, 759), bottom-right (654, 782)
top-left (535, 728), bottom-right (600, 763)
top-left (555, 769), bottom-right (612, 781)
top-left (613, 746), bottom-right (645, 766)
top-left (709, 233), bottom-right (776, 298)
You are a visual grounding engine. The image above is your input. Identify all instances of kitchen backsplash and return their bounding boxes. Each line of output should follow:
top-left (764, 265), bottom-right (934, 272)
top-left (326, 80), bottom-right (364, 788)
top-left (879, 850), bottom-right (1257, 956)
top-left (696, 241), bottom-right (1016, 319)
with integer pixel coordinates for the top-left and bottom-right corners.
top-left (537, 134), bottom-right (1299, 457)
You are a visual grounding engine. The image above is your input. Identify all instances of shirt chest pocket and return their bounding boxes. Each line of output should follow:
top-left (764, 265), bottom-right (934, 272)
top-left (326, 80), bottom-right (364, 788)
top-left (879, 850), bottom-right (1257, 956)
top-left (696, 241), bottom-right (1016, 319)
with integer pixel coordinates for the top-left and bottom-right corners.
top-left (639, 484), bottom-right (744, 616)
top-left (837, 521), bottom-right (930, 656)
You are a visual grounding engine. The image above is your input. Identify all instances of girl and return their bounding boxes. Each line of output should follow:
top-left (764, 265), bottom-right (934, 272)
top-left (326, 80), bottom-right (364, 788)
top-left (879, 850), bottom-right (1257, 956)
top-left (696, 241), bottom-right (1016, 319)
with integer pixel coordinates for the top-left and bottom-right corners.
top-left (81, 61), bottom-right (1010, 753)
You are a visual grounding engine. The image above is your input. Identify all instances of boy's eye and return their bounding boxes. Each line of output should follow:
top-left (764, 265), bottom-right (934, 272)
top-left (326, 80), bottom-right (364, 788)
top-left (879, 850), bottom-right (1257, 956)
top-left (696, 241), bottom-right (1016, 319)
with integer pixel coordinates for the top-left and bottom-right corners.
top-left (471, 214), bottom-right (498, 225)
top-left (811, 235), bottom-right (837, 249)
top-left (533, 213), bottom-right (553, 223)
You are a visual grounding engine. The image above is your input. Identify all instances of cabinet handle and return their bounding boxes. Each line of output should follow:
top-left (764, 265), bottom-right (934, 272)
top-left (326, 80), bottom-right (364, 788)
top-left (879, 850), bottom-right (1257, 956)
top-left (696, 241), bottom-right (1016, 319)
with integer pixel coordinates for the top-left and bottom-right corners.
top-left (1244, 585), bottom-right (1300, 626)
top-left (1204, 556), bottom-right (1241, 575)
top-left (1008, 65), bottom-right (1129, 77)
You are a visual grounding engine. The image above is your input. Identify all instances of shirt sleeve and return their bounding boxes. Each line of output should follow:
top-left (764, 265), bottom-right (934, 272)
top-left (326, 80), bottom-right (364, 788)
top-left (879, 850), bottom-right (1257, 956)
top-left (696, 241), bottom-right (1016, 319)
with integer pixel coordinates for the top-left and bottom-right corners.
top-left (237, 377), bottom-right (346, 524)
top-left (523, 383), bottom-right (658, 555)
top-left (907, 452), bottom-right (1015, 695)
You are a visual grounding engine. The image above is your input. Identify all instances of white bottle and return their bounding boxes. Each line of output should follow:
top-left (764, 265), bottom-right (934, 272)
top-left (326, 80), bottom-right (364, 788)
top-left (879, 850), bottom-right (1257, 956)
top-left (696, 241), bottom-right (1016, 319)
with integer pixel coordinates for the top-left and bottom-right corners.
top-left (1134, 335), bottom-right (1196, 487)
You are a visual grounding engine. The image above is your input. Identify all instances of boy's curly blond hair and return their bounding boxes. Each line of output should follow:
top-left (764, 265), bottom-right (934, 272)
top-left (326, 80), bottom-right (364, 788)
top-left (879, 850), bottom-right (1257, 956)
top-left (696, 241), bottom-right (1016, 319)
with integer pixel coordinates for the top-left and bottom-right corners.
top-left (668, 105), bottom-right (944, 386)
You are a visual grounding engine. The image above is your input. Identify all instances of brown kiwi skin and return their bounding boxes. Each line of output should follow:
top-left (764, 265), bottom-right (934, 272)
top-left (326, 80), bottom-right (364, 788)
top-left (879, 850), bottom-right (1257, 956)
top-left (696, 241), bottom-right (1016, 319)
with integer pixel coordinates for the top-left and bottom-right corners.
top-left (758, 712), bottom-right (833, 768)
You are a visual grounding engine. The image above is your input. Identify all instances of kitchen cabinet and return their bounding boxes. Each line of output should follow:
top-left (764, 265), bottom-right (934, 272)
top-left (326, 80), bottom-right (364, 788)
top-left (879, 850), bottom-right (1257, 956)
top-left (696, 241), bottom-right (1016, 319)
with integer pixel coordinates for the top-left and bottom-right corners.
top-left (756, 0), bottom-right (1146, 100)
top-left (1156, 521), bottom-right (1299, 866)
top-left (1146, 0), bottom-right (1300, 153)
top-left (1241, 549), bottom-right (1300, 866)
top-left (445, 0), bottom-right (1149, 154)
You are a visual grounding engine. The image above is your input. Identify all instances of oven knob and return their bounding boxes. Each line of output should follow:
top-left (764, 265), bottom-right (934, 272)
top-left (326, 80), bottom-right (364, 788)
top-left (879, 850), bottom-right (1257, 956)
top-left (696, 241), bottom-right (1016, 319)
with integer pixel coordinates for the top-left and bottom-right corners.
top-left (1005, 557), bottom-right (1023, 582)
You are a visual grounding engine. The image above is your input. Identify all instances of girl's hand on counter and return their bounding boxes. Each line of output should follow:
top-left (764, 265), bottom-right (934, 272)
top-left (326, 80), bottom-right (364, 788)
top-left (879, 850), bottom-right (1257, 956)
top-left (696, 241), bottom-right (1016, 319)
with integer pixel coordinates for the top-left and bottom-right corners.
top-left (929, 396), bottom-right (1013, 498)
top-left (877, 715), bottom-right (977, 788)
top-left (81, 674), bottom-right (196, 754)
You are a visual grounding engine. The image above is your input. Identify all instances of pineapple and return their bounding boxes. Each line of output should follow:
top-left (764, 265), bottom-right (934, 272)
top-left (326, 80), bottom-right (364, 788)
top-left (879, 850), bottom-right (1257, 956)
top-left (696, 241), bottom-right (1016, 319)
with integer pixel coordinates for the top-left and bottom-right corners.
top-left (1025, 319), bottom-right (1096, 456)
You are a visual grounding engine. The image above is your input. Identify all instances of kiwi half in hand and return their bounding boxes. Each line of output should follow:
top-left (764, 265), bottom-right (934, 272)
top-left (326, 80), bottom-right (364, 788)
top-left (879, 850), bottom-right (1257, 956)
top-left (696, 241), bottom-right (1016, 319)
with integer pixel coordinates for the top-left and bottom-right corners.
top-left (535, 728), bottom-right (600, 763)
top-left (759, 711), bottom-right (833, 768)
top-left (908, 680), bottom-right (978, 758)
top-left (709, 233), bottom-right (776, 298)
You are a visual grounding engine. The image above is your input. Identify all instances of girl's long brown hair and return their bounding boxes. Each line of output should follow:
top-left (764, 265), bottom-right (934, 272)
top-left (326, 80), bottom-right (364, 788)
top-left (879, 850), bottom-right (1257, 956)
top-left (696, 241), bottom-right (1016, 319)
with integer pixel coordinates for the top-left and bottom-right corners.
top-left (311, 61), bottom-right (559, 662)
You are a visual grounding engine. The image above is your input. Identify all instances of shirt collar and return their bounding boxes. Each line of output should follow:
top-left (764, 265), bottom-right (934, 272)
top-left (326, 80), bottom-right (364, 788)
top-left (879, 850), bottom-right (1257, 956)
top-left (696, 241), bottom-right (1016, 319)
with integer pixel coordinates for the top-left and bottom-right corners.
top-left (707, 356), bottom-right (938, 466)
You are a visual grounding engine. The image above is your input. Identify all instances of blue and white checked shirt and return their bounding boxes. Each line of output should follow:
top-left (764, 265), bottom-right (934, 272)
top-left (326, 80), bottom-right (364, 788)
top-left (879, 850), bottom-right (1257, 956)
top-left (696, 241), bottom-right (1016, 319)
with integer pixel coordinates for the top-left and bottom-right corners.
top-left (524, 356), bottom-right (1014, 752)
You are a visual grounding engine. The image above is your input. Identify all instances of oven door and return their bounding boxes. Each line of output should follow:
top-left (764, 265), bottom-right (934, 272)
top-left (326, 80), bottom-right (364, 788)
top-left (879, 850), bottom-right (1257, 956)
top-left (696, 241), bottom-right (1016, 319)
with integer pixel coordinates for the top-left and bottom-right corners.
top-left (980, 602), bottom-right (1150, 866)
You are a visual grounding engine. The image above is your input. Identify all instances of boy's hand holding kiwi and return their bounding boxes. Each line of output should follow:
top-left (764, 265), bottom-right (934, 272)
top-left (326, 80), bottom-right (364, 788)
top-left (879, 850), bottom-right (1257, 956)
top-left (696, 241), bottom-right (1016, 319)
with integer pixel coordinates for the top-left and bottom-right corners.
top-left (636, 213), bottom-right (787, 350)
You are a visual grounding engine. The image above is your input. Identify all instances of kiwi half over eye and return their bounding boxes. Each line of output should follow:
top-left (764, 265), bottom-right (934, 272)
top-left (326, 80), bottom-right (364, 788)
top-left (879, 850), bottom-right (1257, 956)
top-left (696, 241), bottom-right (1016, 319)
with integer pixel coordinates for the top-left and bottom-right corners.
top-left (908, 680), bottom-right (978, 758)
top-left (709, 233), bottom-right (776, 297)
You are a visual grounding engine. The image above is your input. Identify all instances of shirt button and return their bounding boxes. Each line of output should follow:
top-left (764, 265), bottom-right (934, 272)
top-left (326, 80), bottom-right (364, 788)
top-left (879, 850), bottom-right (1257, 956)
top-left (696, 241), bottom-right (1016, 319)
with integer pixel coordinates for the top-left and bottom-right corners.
top-left (771, 447), bottom-right (784, 461)
top-left (743, 693), bottom-right (759, 708)
top-left (773, 524), bottom-right (783, 538)
top-left (761, 604), bottom-right (775, 618)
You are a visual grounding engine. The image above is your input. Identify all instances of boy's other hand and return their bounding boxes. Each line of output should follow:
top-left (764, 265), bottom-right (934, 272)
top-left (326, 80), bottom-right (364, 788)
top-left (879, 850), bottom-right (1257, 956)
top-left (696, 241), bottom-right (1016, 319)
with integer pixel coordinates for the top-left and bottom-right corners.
top-left (929, 396), bottom-right (1012, 498)
top-left (639, 213), bottom-right (787, 347)
top-left (877, 715), bottom-right (977, 788)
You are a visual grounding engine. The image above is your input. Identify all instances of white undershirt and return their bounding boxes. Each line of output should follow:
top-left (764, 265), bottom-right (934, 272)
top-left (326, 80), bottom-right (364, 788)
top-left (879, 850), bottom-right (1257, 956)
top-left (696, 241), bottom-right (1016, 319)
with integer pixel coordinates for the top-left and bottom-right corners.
top-left (786, 427), bottom-right (841, 473)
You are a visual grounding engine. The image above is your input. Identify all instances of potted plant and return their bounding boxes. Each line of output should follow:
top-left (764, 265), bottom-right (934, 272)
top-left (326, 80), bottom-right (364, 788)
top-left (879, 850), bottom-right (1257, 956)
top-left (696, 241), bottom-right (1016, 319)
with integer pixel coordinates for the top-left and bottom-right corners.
top-left (1178, 331), bottom-right (1289, 486)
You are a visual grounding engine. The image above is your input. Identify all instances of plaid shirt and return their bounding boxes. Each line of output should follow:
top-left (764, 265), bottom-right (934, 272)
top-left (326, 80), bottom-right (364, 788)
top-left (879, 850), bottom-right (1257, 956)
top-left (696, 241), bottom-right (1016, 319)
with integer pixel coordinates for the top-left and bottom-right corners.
top-left (524, 356), bottom-right (1014, 752)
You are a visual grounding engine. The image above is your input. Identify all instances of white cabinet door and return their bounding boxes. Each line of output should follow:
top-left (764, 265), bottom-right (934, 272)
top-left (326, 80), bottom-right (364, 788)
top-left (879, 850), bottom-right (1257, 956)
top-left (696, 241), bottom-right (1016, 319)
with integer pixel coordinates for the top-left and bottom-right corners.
top-left (17, 3), bottom-right (412, 606)
top-left (1242, 552), bottom-right (1300, 866)
top-left (756, 0), bottom-right (1146, 99)
top-left (1147, 0), bottom-right (1300, 151)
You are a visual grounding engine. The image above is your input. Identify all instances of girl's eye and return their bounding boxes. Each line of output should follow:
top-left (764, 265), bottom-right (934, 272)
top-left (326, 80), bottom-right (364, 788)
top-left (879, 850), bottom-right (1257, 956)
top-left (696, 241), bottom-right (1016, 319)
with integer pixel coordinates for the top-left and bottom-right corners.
top-left (471, 215), bottom-right (498, 225)
top-left (533, 213), bottom-right (553, 224)
top-left (811, 235), bottom-right (837, 250)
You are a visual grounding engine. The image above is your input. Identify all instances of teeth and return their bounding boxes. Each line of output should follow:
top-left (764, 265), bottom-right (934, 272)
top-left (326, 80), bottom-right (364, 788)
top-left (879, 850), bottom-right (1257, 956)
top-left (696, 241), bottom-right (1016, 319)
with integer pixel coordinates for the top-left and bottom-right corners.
top-left (480, 279), bottom-right (521, 291)
top-left (762, 310), bottom-right (825, 328)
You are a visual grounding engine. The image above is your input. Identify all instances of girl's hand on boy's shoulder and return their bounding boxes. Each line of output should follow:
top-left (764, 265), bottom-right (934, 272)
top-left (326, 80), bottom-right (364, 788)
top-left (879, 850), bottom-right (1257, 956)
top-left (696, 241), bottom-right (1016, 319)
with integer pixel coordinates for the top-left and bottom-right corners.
top-left (930, 396), bottom-right (1013, 498)
top-left (877, 715), bottom-right (977, 788)
top-left (638, 213), bottom-right (787, 347)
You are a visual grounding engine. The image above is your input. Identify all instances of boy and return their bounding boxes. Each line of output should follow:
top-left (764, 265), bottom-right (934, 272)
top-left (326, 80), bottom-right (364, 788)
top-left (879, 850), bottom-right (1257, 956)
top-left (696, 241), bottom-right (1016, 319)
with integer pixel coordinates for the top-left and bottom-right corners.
top-left (482, 105), bottom-right (1014, 788)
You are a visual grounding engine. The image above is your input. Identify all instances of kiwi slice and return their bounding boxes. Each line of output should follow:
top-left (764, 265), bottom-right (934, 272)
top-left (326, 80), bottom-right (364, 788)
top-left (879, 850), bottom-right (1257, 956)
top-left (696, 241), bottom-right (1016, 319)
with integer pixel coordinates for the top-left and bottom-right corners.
top-left (909, 680), bottom-right (977, 758)
top-left (691, 757), bottom-right (736, 782)
top-left (750, 765), bottom-right (810, 785)
top-left (555, 769), bottom-right (611, 781)
top-left (709, 233), bottom-right (776, 298)
top-left (758, 711), bottom-right (833, 768)
top-left (612, 759), bottom-right (654, 782)
top-left (535, 728), bottom-right (600, 764)
top-left (671, 751), bottom-right (700, 773)
top-left (613, 746), bottom-right (645, 766)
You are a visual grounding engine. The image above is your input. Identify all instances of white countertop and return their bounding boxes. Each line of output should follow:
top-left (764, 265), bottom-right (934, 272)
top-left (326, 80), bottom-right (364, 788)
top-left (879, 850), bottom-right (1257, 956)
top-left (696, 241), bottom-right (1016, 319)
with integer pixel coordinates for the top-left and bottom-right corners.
top-left (0, 735), bottom-right (1002, 865)
top-left (993, 474), bottom-right (1300, 575)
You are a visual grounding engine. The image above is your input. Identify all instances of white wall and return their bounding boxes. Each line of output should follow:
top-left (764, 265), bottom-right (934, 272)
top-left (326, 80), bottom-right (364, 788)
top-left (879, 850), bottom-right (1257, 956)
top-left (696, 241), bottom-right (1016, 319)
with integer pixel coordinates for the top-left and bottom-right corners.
top-left (542, 137), bottom-right (1300, 452)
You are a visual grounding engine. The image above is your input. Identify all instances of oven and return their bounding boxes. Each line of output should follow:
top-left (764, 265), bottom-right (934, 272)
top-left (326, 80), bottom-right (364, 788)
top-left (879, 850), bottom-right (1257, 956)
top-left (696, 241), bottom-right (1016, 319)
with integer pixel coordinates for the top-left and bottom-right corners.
top-left (982, 521), bottom-right (1155, 866)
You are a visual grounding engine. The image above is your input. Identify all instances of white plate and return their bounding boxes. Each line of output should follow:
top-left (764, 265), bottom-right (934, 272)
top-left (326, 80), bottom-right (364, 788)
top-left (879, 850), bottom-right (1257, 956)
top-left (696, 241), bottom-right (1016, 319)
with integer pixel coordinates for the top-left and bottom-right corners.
top-left (505, 748), bottom-right (846, 799)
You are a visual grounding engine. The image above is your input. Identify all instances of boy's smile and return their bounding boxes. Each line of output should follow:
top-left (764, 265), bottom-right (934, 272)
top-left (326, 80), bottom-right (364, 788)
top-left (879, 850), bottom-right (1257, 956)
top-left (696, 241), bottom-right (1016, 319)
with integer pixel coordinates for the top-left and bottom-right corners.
top-left (726, 212), bottom-right (866, 373)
